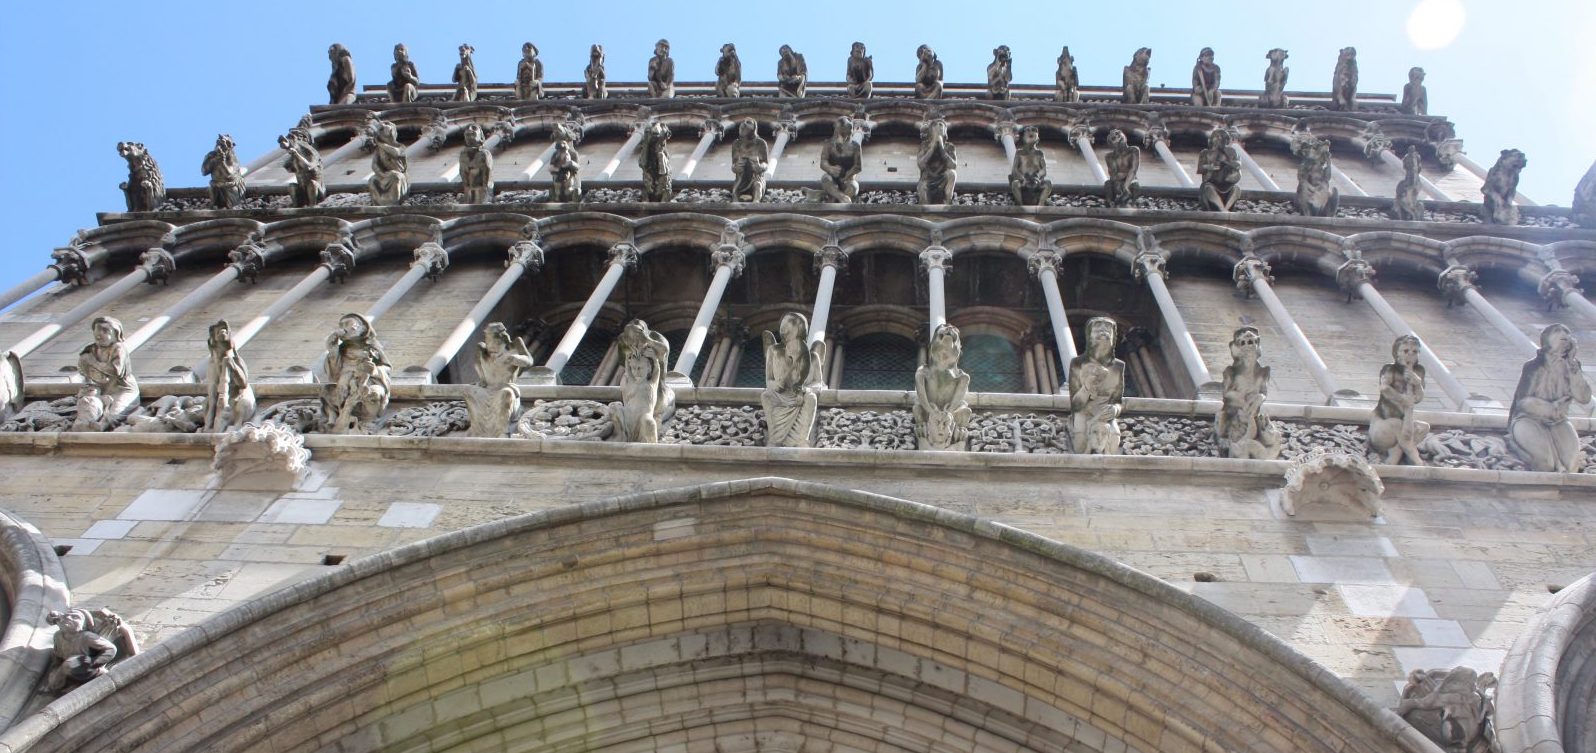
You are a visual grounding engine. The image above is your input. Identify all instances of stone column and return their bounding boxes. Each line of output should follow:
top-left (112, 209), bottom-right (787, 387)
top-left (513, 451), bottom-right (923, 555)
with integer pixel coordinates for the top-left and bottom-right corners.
top-left (995, 121), bottom-right (1018, 166)
top-left (1027, 248), bottom-right (1077, 375)
top-left (419, 239), bottom-right (544, 378)
top-left (402, 116), bottom-right (452, 162)
top-left (0, 268), bottom-right (64, 315)
top-left (1329, 165), bottom-right (1369, 197)
top-left (1234, 257), bottom-right (1344, 403)
top-left (1067, 125), bottom-right (1107, 183)
top-left (1338, 258), bottom-right (1472, 410)
top-left (598, 122), bottom-right (647, 180)
top-left (317, 132), bottom-right (373, 173)
top-left (1133, 249), bottom-right (1213, 392)
top-left (1438, 264), bottom-right (1538, 358)
top-left (808, 245), bottom-right (848, 346)
top-left (920, 244), bottom-right (953, 339)
top-left (5, 249), bottom-right (174, 360)
top-left (671, 234), bottom-right (747, 382)
top-left (364, 241), bottom-right (450, 323)
top-left (1146, 126), bottom-right (1195, 188)
top-left (192, 241), bottom-right (357, 379)
top-left (124, 264), bottom-right (245, 353)
top-left (764, 120), bottom-right (798, 179)
top-left (1543, 269), bottom-right (1596, 326)
top-left (677, 120), bottom-right (724, 179)
top-left (536, 242), bottom-right (638, 381)
top-left (1455, 151), bottom-right (1536, 205)
top-left (1228, 133), bottom-right (1282, 191)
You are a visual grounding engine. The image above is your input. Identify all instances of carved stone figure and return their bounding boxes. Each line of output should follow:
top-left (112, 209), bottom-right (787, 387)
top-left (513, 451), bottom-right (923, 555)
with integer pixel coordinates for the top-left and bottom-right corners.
top-left (1369, 335), bottom-right (1429, 466)
top-left (117, 141), bottom-right (164, 212)
top-left (585, 45), bottom-right (606, 99)
top-left (1401, 67), bottom-right (1428, 115)
top-left (647, 39), bottom-right (674, 98)
top-left (327, 44), bottom-right (357, 105)
top-left (320, 313), bottom-right (391, 434)
top-left (1055, 47), bottom-right (1080, 102)
top-left (1392, 146), bottom-right (1425, 221)
top-left (916, 119), bottom-right (957, 205)
top-left (1481, 149), bottom-right (1526, 225)
top-left (367, 121), bottom-right (409, 206)
top-left (777, 45), bottom-right (807, 98)
top-left (1069, 318), bottom-right (1125, 455)
top-left (453, 44), bottom-right (477, 102)
top-left (1009, 125), bottom-right (1052, 207)
top-left (515, 42), bottom-right (543, 100)
top-left (819, 117), bottom-right (861, 203)
top-left (730, 119), bottom-right (769, 203)
top-left (459, 123), bottom-right (494, 204)
top-left (716, 43), bottom-right (741, 97)
top-left (1191, 47), bottom-right (1221, 106)
top-left (846, 42), bottom-right (873, 98)
top-left (1215, 327), bottom-right (1282, 460)
top-left (465, 322), bottom-right (536, 438)
top-left (1103, 129), bottom-right (1140, 208)
top-left (548, 124), bottom-right (583, 203)
top-left (201, 134), bottom-right (246, 209)
top-left (72, 317), bottom-right (139, 432)
top-left (1259, 48), bottom-right (1289, 107)
top-left (1123, 47), bottom-right (1152, 104)
top-left (1281, 449), bottom-right (1384, 518)
top-left (987, 45), bottom-right (1012, 100)
top-left (280, 128), bottom-right (324, 208)
top-left (45, 607), bottom-right (138, 693)
top-left (213, 422), bottom-right (311, 488)
top-left (118, 395), bottom-right (205, 433)
top-left (609, 320), bottom-right (674, 443)
top-left (1332, 47), bottom-right (1358, 111)
top-left (638, 121), bottom-right (672, 202)
top-left (914, 45), bottom-right (943, 99)
top-left (915, 324), bottom-right (972, 451)
top-left (1507, 324), bottom-right (1592, 472)
top-left (1292, 134), bottom-right (1340, 217)
top-left (1198, 128), bottom-right (1242, 212)
top-left (388, 44), bottom-right (419, 104)
top-left (761, 313), bottom-right (825, 448)
top-left (204, 320), bottom-right (255, 432)
top-left (1575, 159), bottom-right (1596, 227)
top-left (1397, 667), bottom-right (1498, 753)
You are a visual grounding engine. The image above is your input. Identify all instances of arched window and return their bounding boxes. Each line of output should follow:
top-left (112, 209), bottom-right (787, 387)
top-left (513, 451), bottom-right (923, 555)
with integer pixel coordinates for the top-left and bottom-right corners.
top-left (841, 333), bottom-right (917, 391)
top-left (962, 334), bottom-right (1024, 392)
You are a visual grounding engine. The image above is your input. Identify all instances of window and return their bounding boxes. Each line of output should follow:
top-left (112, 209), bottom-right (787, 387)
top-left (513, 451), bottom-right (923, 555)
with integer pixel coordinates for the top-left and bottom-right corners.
top-left (841, 333), bottom-right (917, 391)
top-left (962, 334), bottom-right (1024, 392)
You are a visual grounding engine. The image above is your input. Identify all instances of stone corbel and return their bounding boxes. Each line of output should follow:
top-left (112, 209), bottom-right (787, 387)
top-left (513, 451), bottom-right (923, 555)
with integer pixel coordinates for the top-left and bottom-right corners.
top-left (774, 119), bottom-right (799, 141)
top-left (919, 244), bottom-right (953, 274)
top-left (423, 113), bottom-right (451, 152)
top-left (994, 120), bottom-right (1019, 145)
top-left (1066, 123), bottom-right (1094, 148)
top-left (607, 241), bottom-right (640, 270)
top-left (1360, 122), bottom-right (1393, 162)
top-left (712, 226), bottom-right (749, 277)
top-left (1538, 269), bottom-right (1581, 311)
top-left (1281, 448), bottom-right (1384, 518)
top-left (814, 244), bottom-right (849, 273)
top-left (49, 242), bottom-right (91, 287)
top-left (1233, 257), bottom-right (1272, 299)
top-left (1335, 247), bottom-right (1376, 301)
top-left (138, 248), bottom-right (176, 286)
top-left (412, 241), bottom-right (450, 281)
top-left (319, 238), bottom-right (358, 284)
top-left (1144, 123), bottom-right (1170, 149)
top-left (1132, 229), bottom-right (1166, 281)
top-left (508, 238), bottom-right (545, 271)
top-left (1027, 247), bottom-right (1063, 278)
top-left (1436, 263), bottom-right (1477, 308)
top-left (488, 119), bottom-right (516, 153)
top-left (851, 115), bottom-right (874, 143)
top-left (359, 112), bottom-right (382, 154)
top-left (698, 118), bottom-right (725, 142)
top-left (228, 237), bottom-right (269, 284)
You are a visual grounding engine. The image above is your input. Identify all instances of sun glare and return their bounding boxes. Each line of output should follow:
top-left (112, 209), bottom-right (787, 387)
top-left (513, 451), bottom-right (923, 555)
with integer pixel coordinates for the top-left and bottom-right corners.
top-left (1407, 0), bottom-right (1467, 51)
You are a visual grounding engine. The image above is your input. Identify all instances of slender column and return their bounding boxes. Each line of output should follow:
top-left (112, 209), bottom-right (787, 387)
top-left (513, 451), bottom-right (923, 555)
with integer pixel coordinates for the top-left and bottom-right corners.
top-left (124, 266), bottom-right (242, 353)
top-left (825, 338), bottom-right (844, 389)
top-left (1043, 345), bottom-right (1061, 394)
top-left (920, 245), bottom-right (952, 338)
top-left (520, 142), bottom-right (558, 179)
top-left (203, 240), bottom-right (358, 377)
top-left (1463, 288), bottom-right (1537, 358)
top-left (1455, 152), bottom-right (1536, 205)
top-left (403, 118), bottom-right (452, 161)
top-left (995, 121), bottom-right (1018, 166)
top-left (1550, 269), bottom-right (1596, 324)
top-left (1134, 250), bottom-right (1212, 390)
top-left (1353, 281), bottom-right (1473, 409)
top-left (541, 243), bottom-right (638, 376)
top-left (317, 136), bottom-right (371, 172)
top-left (0, 268), bottom-right (62, 314)
top-left (808, 246), bottom-right (848, 345)
top-left (245, 146), bottom-right (287, 175)
top-left (1021, 346), bottom-right (1039, 394)
top-left (364, 242), bottom-right (450, 322)
top-left (1235, 258), bottom-right (1342, 402)
top-left (719, 332), bottom-right (745, 387)
top-left (5, 250), bottom-right (173, 359)
top-left (1329, 165), bottom-right (1369, 197)
top-left (699, 333), bottom-right (728, 387)
top-left (1027, 249), bottom-right (1077, 375)
top-left (672, 237), bottom-right (747, 379)
top-left (763, 120), bottom-right (797, 179)
top-left (1147, 127), bottom-right (1195, 188)
top-left (1377, 149), bottom-right (1449, 201)
top-left (1067, 125), bottom-right (1107, 183)
top-left (1229, 140), bottom-right (1282, 191)
top-left (1433, 264), bottom-right (1537, 358)
top-left (598, 122), bottom-right (647, 180)
top-left (422, 240), bottom-right (544, 377)
top-left (677, 120), bottom-right (723, 179)
top-left (590, 341), bottom-right (621, 386)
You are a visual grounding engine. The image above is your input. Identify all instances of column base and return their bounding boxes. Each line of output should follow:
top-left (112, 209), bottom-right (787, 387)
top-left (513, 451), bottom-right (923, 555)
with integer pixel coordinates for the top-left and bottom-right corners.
top-left (1464, 395), bottom-right (1508, 415)
top-left (664, 371), bottom-right (694, 389)
top-left (391, 366), bottom-right (434, 385)
top-left (141, 367), bottom-right (199, 385)
top-left (521, 366), bottom-right (559, 386)
top-left (1328, 389), bottom-right (1369, 409)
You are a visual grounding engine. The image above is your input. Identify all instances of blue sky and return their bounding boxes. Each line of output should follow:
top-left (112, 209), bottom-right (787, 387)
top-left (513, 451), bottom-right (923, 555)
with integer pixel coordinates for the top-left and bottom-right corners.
top-left (0, 0), bottom-right (1590, 297)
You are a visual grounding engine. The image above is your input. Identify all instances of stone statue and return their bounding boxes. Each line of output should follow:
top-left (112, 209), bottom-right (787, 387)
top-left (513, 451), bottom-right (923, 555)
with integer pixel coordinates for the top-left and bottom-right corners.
top-left (1197, 128), bottom-right (1242, 212)
top-left (585, 44), bottom-right (606, 99)
top-left (117, 395), bottom-right (206, 434)
top-left (201, 134), bottom-right (246, 209)
top-left (1292, 133), bottom-right (1339, 217)
top-left (453, 43), bottom-right (477, 102)
top-left (1009, 125), bottom-right (1053, 207)
top-left (117, 141), bottom-right (164, 212)
top-left (1191, 47), bottom-right (1221, 106)
top-left (367, 120), bottom-right (409, 206)
top-left (1507, 323), bottom-right (1592, 472)
top-left (730, 118), bottom-right (769, 203)
top-left (548, 124), bottom-right (583, 203)
top-left (846, 42), bottom-right (873, 98)
top-left (1055, 47), bottom-right (1080, 102)
top-left (1123, 47), bottom-right (1151, 104)
top-left (327, 43), bottom-right (357, 105)
top-left (388, 43), bottom-right (419, 104)
top-left (1397, 667), bottom-right (1498, 753)
top-left (1068, 317), bottom-right (1125, 455)
top-left (761, 312), bottom-right (825, 448)
top-left (72, 316), bottom-right (140, 431)
top-left (1392, 146), bottom-right (1425, 221)
top-left (459, 123), bottom-right (494, 204)
top-left (987, 45), bottom-right (1012, 100)
top-left (464, 322), bottom-right (536, 438)
top-left (647, 39), bottom-right (675, 98)
top-left (320, 313), bottom-right (392, 434)
top-left (280, 128), bottom-right (324, 208)
top-left (915, 323), bottom-right (972, 451)
top-left (1259, 48), bottom-right (1289, 108)
top-left (1332, 47), bottom-right (1358, 111)
top-left (716, 43), bottom-right (741, 97)
top-left (916, 119), bottom-right (957, 205)
top-left (914, 45), bottom-right (943, 99)
top-left (45, 607), bottom-right (138, 693)
top-left (1481, 149), bottom-right (1526, 225)
top-left (203, 320), bottom-right (255, 432)
top-left (1401, 66), bottom-right (1428, 115)
top-left (777, 45), bottom-right (807, 98)
top-left (1103, 129), bottom-right (1140, 208)
top-left (609, 319), bottom-right (674, 443)
top-left (1215, 326), bottom-right (1282, 460)
top-left (638, 121), bottom-right (672, 202)
top-left (1575, 159), bottom-right (1596, 227)
top-left (515, 42), bottom-right (543, 100)
top-left (1369, 334), bottom-right (1428, 466)
top-left (818, 117), bottom-right (861, 203)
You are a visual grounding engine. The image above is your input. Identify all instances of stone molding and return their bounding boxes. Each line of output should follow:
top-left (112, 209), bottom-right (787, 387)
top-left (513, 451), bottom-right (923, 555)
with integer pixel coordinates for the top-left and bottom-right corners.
top-left (0, 507), bottom-right (70, 732)
top-left (1496, 571), bottom-right (1596, 753)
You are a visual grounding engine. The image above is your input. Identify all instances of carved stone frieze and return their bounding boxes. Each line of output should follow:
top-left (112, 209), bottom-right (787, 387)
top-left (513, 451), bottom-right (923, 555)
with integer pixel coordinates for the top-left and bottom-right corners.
top-left (255, 398), bottom-right (323, 433)
top-left (817, 408), bottom-right (916, 450)
top-left (1119, 415), bottom-right (1217, 457)
top-left (513, 399), bottom-right (613, 440)
top-left (968, 412), bottom-right (1071, 453)
top-left (1421, 428), bottom-right (1526, 471)
top-left (378, 400), bottom-right (468, 437)
top-left (0, 398), bottom-right (77, 433)
top-left (663, 404), bottom-right (763, 447)
top-left (115, 395), bottom-right (206, 433)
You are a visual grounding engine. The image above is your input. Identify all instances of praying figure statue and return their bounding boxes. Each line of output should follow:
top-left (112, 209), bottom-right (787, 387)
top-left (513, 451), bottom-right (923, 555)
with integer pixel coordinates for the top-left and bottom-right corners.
top-left (1055, 46), bottom-right (1080, 103)
top-left (761, 312), bottom-right (825, 448)
top-left (203, 320), bottom-right (255, 433)
top-left (916, 119), bottom-right (957, 205)
top-left (327, 43), bottom-right (357, 105)
top-left (1215, 326), bottom-right (1282, 460)
top-left (647, 39), bottom-right (674, 98)
top-left (846, 42), bottom-right (873, 98)
top-left (1369, 335), bottom-right (1429, 466)
top-left (280, 127), bottom-right (325, 208)
top-left (585, 45), bottom-right (606, 99)
top-left (1009, 125), bottom-right (1053, 207)
top-left (1198, 128), bottom-right (1242, 212)
top-left (1191, 47), bottom-right (1221, 106)
top-left (914, 323), bottom-right (972, 451)
top-left (730, 118), bottom-right (769, 203)
top-left (515, 42), bottom-right (543, 100)
top-left (453, 43), bottom-right (478, 102)
top-left (1123, 47), bottom-right (1152, 104)
top-left (1259, 48), bottom-right (1289, 108)
top-left (777, 45), bottom-right (807, 98)
top-left (638, 121), bottom-right (672, 202)
top-left (1574, 159), bottom-right (1596, 228)
top-left (117, 141), bottom-right (164, 212)
top-left (201, 133), bottom-right (246, 209)
top-left (1292, 133), bottom-right (1339, 217)
top-left (1401, 66), bottom-right (1428, 115)
top-left (459, 123), bottom-right (494, 204)
top-left (818, 116), bottom-right (862, 203)
top-left (1103, 129), bottom-right (1140, 208)
top-left (1332, 47), bottom-right (1358, 111)
top-left (1392, 146), bottom-right (1425, 221)
top-left (388, 43), bottom-right (419, 104)
top-left (914, 45), bottom-right (943, 99)
top-left (45, 607), bottom-right (138, 694)
top-left (548, 124), bottom-right (582, 203)
top-left (715, 43), bottom-right (741, 97)
top-left (987, 45), bottom-right (1013, 100)
top-left (320, 313), bottom-right (391, 434)
top-left (1068, 317), bottom-right (1125, 455)
top-left (1508, 324), bottom-right (1592, 472)
top-left (72, 316), bottom-right (140, 431)
top-left (464, 322), bottom-right (536, 438)
top-left (1481, 149), bottom-right (1526, 225)
top-left (609, 319), bottom-right (674, 443)
top-left (367, 120), bottom-right (408, 206)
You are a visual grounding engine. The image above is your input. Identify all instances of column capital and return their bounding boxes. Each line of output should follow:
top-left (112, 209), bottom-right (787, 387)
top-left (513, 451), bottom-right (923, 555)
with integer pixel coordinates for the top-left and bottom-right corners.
top-left (1132, 229), bottom-right (1166, 281)
top-left (773, 119), bottom-right (799, 139)
top-left (994, 120), bottom-right (1019, 143)
top-left (357, 112), bottom-right (382, 153)
top-left (487, 119), bottom-right (516, 152)
top-left (1436, 262), bottom-right (1477, 307)
top-left (850, 116), bottom-right (874, 143)
top-left (919, 245), bottom-right (953, 272)
top-left (1360, 122), bottom-right (1393, 161)
top-left (422, 112), bottom-right (451, 152)
top-left (1027, 247), bottom-right (1063, 277)
top-left (815, 245), bottom-right (849, 273)
top-left (556, 118), bottom-right (585, 144)
top-left (1233, 257), bottom-right (1272, 299)
top-left (1539, 269), bottom-right (1581, 310)
top-left (320, 238), bottom-right (358, 284)
top-left (412, 241), bottom-right (450, 281)
top-left (507, 239), bottom-right (545, 271)
top-left (712, 243), bottom-right (747, 277)
top-left (139, 248), bottom-right (176, 286)
top-left (607, 242), bottom-right (640, 270)
top-left (1145, 120), bottom-right (1170, 147)
top-left (698, 118), bottom-right (725, 141)
top-left (228, 237), bottom-right (269, 284)
top-left (49, 242), bottom-right (91, 286)
top-left (1335, 257), bottom-right (1376, 299)
top-left (1066, 123), bottom-right (1093, 148)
